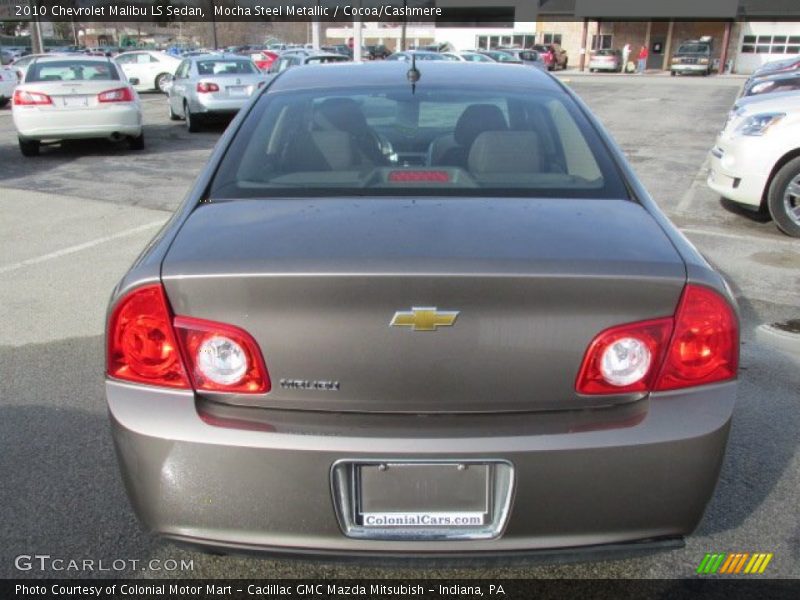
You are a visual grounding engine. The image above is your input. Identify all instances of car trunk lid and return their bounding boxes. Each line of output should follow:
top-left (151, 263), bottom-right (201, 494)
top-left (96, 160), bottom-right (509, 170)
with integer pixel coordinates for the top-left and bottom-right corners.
top-left (162, 198), bottom-right (686, 414)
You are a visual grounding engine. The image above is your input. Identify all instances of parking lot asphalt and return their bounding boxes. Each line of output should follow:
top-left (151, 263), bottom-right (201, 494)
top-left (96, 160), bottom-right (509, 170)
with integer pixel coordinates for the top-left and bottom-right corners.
top-left (1, 75), bottom-right (799, 579)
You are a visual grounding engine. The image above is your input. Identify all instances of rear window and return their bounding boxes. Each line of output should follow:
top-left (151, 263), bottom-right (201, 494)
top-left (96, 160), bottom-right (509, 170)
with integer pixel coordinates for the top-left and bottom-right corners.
top-left (209, 85), bottom-right (628, 200)
top-left (196, 59), bottom-right (255, 75)
top-left (305, 55), bottom-right (348, 65)
top-left (26, 60), bottom-right (119, 82)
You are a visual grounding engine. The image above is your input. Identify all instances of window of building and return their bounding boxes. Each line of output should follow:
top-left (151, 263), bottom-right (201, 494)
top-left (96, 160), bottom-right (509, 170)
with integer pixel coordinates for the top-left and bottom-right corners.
top-left (512, 34), bottom-right (536, 48)
top-left (741, 33), bottom-right (800, 54)
top-left (475, 34), bottom-right (535, 49)
top-left (542, 33), bottom-right (563, 45)
top-left (591, 34), bottom-right (613, 50)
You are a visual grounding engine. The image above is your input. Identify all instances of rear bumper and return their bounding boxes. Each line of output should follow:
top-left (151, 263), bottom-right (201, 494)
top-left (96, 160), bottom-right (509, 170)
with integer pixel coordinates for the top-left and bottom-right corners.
top-left (191, 96), bottom-right (251, 115)
top-left (588, 62), bottom-right (619, 71)
top-left (13, 104), bottom-right (142, 140)
top-left (671, 64), bottom-right (709, 74)
top-left (108, 380), bottom-right (735, 555)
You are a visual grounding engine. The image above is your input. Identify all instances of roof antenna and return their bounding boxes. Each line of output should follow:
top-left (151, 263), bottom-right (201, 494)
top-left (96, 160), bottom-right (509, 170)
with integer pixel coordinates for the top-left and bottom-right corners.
top-left (407, 53), bottom-right (420, 94)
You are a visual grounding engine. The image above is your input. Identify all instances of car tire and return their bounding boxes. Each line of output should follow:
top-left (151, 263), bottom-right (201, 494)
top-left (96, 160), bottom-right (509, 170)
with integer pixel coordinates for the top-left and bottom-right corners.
top-left (670, 71), bottom-right (676, 76)
top-left (18, 137), bottom-right (40, 157)
top-left (589, 68), bottom-right (595, 73)
top-left (155, 73), bottom-right (170, 93)
top-left (767, 156), bottom-right (800, 238)
top-left (563, 58), bottom-right (568, 70)
top-left (128, 132), bottom-right (145, 150)
top-left (0, 97), bottom-right (9, 108)
top-left (185, 103), bottom-right (201, 133)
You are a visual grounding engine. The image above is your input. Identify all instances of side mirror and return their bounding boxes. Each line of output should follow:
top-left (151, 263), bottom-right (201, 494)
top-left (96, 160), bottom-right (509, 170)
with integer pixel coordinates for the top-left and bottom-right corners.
top-left (128, 77), bottom-right (140, 85)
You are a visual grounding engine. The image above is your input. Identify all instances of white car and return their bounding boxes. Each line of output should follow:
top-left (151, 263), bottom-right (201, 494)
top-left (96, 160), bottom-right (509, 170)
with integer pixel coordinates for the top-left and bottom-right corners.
top-left (708, 92), bottom-right (800, 237)
top-left (114, 50), bottom-right (182, 93)
top-left (0, 67), bottom-right (16, 107)
top-left (12, 56), bottom-right (143, 156)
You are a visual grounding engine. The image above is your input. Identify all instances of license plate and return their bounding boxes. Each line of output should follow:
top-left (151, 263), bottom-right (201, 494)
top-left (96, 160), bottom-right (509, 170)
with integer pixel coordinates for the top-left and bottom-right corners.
top-left (227, 86), bottom-right (248, 97)
top-left (62, 95), bottom-right (88, 107)
top-left (358, 463), bottom-right (488, 528)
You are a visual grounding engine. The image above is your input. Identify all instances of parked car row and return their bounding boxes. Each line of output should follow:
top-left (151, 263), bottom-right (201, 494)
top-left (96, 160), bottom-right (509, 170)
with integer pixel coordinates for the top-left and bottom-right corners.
top-left (8, 48), bottom-right (358, 151)
top-left (707, 57), bottom-right (800, 237)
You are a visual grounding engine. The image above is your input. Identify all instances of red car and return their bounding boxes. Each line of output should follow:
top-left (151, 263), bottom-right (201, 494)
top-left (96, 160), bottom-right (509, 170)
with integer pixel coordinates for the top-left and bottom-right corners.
top-left (249, 51), bottom-right (279, 72)
top-left (531, 44), bottom-right (568, 70)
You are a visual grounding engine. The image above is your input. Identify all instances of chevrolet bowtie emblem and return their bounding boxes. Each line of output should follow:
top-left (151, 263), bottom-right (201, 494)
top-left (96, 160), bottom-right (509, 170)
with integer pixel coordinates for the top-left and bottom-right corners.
top-left (390, 307), bottom-right (459, 331)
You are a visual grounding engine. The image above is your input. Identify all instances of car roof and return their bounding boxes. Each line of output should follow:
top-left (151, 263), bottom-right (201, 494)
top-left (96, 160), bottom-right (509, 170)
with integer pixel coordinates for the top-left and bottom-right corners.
top-left (29, 55), bottom-right (109, 64)
top-left (267, 61), bottom-right (560, 93)
top-left (754, 70), bottom-right (800, 83)
top-left (190, 53), bottom-right (251, 61)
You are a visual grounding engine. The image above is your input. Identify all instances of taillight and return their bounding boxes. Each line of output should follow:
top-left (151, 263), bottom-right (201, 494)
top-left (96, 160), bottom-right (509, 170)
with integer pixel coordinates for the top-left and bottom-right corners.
top-left (388, 170), bottom-right (450, 182)
top-left (98, 87), bottom-right (134, 102)
top-left (174, 316), bottom-right (270, 394)
top-left (196, 82), bottom-right (220, 93)
top-left (575, 318), bottom-right (673, 394)
top-left (576, 284), bottom-right (738, 395)
top-left (107, 284), bottom-right (190, 389)
top-left (107, 284), bottom-right (270, 394)
top-left (654, 284), bottom-right (738, 391)
top-left (13, 89), bottom-right (52, 106)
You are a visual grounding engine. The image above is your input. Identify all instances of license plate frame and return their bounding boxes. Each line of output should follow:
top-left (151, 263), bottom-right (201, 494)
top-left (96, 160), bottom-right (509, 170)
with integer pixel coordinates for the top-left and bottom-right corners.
top-left (227, 86), bottom-right (248, 98)
top-left (61, 95), bottom-right (88, 108)
top-left (359, 463), bottom-right (490, 528)
top-left (331, 459), bottom-right (514, 541)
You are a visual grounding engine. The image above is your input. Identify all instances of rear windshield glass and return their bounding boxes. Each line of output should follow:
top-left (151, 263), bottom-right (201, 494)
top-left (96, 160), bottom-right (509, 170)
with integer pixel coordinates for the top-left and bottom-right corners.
top-left (26, 60), bottom-right (119, 82)
top-left (197, 60), bottom-right (256, 75)
top-left (305, 55), bottom-right (348, 64)
top-left (209, 85), bottom-right (628, 200)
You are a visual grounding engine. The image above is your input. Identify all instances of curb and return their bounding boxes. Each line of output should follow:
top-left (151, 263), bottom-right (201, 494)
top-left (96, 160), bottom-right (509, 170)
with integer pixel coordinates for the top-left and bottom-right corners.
top-left (755, 323), bottom-right (800, 355)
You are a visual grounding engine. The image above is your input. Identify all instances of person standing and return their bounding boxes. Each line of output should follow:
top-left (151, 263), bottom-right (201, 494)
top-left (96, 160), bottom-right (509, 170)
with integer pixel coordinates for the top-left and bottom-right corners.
top-left (622, 43), bottom-right (631, 73)
top-left (637, 44), bottom-right (649, 74)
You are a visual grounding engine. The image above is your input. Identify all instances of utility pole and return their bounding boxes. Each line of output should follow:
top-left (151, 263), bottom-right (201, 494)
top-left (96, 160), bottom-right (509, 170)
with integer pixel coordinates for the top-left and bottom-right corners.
top-left (30, 0), bottom-right (44, 54)
top-left (209, 0), bottom-right (218, 49)
top-left (311, 0), bottom-right (321, 50)
top-left (400, 0), bottom-right (407, 51)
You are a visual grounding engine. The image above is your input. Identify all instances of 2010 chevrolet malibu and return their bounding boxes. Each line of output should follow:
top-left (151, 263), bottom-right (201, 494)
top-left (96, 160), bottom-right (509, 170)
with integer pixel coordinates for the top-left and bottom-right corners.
top-left (106, 62), bottom-right (739, 556)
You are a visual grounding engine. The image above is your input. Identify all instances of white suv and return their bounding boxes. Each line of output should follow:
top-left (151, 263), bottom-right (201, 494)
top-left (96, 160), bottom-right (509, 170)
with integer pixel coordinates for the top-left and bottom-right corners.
top-left (708, 92), bottom-right (800, 237)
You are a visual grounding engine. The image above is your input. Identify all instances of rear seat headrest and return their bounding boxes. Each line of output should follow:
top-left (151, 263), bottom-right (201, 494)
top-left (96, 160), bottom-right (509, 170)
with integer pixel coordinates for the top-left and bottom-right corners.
top-left (468, 131), bottom-right (543, 174)
top-left (454, 104), bottom-right (507, 146)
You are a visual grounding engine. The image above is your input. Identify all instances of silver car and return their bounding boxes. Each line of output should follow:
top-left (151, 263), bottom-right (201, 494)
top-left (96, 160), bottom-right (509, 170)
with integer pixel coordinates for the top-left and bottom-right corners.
top-left (107, 62), bottom-right (738, 557)
top-left (166, 54), bottom-right (266, 132)
top-left (265, 51), bottom-right (349, 77)
top-left (588, 49), bottom-right (623, 72)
